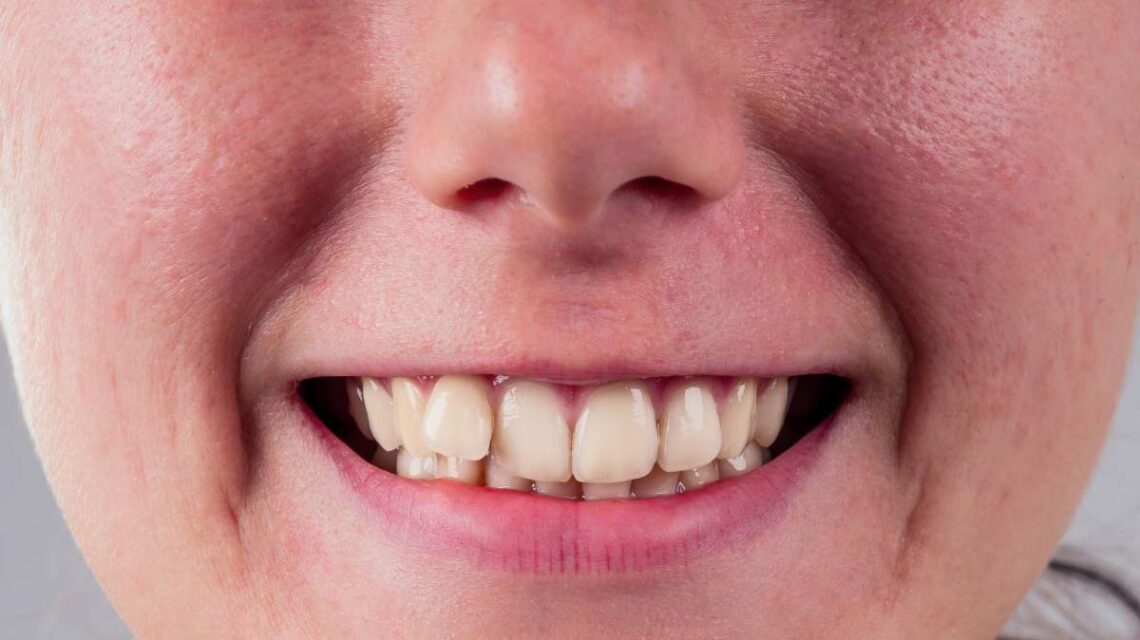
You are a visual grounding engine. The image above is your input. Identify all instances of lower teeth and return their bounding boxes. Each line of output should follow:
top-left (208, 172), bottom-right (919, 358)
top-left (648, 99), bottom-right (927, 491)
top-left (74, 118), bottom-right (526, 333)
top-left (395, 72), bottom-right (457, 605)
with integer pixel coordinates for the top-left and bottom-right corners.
top-left (301, 374), bottom-right (846, 501)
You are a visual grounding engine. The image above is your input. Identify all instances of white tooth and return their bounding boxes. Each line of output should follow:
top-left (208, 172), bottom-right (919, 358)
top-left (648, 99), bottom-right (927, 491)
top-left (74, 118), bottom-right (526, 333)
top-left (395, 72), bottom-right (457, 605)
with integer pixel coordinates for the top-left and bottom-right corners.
top-left (346, 378), bottom-right (374, 441)
top-left (718, 377), bottom-right (757, 459)
top-left (717, 442), bottom-right (763, 478)
top-left (534, 480), bottom-right (581, 500)
top-left (396, 450), bottom-right (437, 479)
top-left (679, 462), bottom-right (720, 492)
top-left (492, 379), bottom-right (572, 482)
top-left (753, 377), bottom-right (791, 448)
top-left (630, 466), bottom-right (680, 498)
top-left (658, 379), bottom-right (721, 472)
top-left (362, 377), bottom-right (401, 451)
top-left (371, 447), bottom-right (400, 474)
top-left (436, 455), bottom-right (485, 485)
top-left (571, 381), bottom-right (658, 483)
top-left (582, 481), bottom-right (631, 501)
top-left (485, 457), bottom-right (534, 491)
top-left (422, 375), bottom-right (493, 460)
top-left (392, 377), bottom-right (432, 457)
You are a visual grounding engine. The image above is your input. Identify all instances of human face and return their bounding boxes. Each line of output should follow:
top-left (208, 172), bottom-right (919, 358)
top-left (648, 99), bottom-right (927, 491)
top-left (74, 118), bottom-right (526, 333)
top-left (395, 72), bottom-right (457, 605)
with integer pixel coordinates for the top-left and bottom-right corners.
top-left (1, 1), bottom-right (1137, 637)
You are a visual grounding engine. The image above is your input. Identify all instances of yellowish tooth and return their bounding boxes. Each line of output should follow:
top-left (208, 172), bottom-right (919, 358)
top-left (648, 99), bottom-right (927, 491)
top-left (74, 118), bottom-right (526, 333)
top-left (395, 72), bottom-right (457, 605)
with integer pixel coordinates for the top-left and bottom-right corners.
top-left (422, 374), bottom-right (494, 460)
top-left (371, 447), bottom-right (400, 474)
top-left (679, 462), bottom-right (720, 492)
top-left (346, 378), bottom-right (373, 441)
top-left (392, 377), bottom-right (432, 457)
top-left (572, 381), bottom-right (658, 483)
top-left (534, 480), bottom-right (581, 500)
top-left (630, 466), bottom-right (680, 498)
top-left (485, 457), bottom-right (534, 491)
top-left (493, 379), bottom-right (572, 482)
top-left (658, 379), bottom-right (722, 472)
top-left (717, 442), bottom-right (763, 478)
top-left (753, 377), bottom-right (791, 447)
top-left (717, 377), bottom-right (757, 459)
top-left (582, 481), bottom-right (631, 501)
top-left (362, 377), bottom-right (401, 451)
top-left (436, 455), bottom-right (485, 485)
top-left (396, 450), bottom-right (437, 479)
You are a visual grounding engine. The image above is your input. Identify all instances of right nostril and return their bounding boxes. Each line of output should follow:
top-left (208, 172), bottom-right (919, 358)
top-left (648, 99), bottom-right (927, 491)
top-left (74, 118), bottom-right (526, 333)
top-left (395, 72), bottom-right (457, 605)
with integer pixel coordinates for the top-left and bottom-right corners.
top-left (622, 175), bottom-right (700, 205)
top-left (455, 178), bottom-right (512, 208)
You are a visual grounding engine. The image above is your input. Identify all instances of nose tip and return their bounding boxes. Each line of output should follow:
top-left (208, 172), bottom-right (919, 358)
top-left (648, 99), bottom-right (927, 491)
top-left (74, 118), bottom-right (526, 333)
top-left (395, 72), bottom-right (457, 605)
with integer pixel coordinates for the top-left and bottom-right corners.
top-left (404, 8), bottom-right (744, 231)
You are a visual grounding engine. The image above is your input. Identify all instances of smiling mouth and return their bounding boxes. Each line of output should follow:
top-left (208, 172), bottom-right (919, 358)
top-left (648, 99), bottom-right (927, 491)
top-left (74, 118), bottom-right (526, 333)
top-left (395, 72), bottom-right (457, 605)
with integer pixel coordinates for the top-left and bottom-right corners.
top-left (300, 373), bottom-right (848, 501)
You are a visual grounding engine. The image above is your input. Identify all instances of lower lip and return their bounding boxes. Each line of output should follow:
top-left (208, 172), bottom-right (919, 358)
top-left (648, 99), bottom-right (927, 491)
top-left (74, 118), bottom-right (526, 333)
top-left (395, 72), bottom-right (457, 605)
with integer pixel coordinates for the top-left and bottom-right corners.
top-left (306, 402), bottom-right (836, 575)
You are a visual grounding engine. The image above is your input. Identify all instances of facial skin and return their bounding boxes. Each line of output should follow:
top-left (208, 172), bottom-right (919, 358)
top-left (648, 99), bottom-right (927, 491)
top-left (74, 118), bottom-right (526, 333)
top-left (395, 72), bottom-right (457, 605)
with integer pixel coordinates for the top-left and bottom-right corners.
top-left (1, 1), bottom-right (1138, 637)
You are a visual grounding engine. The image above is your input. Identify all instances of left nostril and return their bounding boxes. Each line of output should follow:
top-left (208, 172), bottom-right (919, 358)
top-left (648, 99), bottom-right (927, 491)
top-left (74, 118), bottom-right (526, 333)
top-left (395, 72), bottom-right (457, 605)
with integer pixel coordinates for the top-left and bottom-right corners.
top-left (621, 175), bottom-right (700, 205)
top-left (455, 178), bottom-right (512, 208)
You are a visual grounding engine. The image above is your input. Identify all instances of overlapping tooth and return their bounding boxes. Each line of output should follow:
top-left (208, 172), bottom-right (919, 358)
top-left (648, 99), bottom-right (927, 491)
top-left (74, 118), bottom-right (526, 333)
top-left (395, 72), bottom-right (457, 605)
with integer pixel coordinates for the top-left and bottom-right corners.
top-left (658, 379), bottom-right (721, 472)
top-left (753, 377), bottom-right (790, 447)
top-left (582, 481), bottom-right (631, 501)
top-left (423, 374), bottom-right (493, 460)
top-left (392, 377), bottom-right (433, 457)
top-left (346, 378), bottom-right (373, 441)
top-left (436, 456), bottom-right (485, 485)
top-left (535, 480), bottom-right (581, 500)
top-left (485, 457), bottom-right (534, 491)
top-left (493, 380), bottom-right (571, 482)
top-left (362, 377), bottom-right (401, 451)
top-left (718, 377), bottom-right (757, 459)
top-left (396, 450), bottom-right (437, 479)
top-left (631, 466), bottom-right (680, 498)
top-left (572, 381), bottom-right (658, 483)
top-left (679, 462), bottom-right (720, 492)
top-left (717, 442), bottom-right (764, 478)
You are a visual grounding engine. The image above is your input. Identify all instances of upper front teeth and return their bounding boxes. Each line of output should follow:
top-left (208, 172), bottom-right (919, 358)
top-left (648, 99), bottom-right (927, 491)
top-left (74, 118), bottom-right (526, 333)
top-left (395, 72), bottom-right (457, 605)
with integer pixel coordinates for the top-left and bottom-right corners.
top-left (345, 374), bottom-right (794, 500)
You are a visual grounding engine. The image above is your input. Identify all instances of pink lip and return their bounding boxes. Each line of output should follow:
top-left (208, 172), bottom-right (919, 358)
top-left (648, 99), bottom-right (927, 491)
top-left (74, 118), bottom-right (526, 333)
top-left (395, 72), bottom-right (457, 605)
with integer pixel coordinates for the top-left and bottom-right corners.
top-left (304, 398), bottom-right (838, 575)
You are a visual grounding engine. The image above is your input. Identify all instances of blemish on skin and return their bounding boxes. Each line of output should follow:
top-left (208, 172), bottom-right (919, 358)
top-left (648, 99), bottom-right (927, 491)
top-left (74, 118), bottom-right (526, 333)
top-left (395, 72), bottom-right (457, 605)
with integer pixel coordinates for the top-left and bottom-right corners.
top-left (484, 55), bottom-right (520, 116)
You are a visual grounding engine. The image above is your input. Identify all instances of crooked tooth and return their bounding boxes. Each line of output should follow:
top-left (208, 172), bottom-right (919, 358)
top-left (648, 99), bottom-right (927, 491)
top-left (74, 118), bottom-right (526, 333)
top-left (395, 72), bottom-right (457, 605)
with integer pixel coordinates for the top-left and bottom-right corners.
top-left (718, 377), bottom-right (757, 459)
top-left (582, 481), bottom-right (631, 501)
top-left (493, 379), bottom-right (571, 482)
top-left (362, 377), bottom-right (401, 451)
top-left (630, 466), bottom-right (680, 498)
top-left (485, 457), bottom-right (534, 491)
top-left (679, 462), bottom-right (720, 492)
top-left (346, 378), bottom-right (373, 441)
top-left (371, 447), bottom-right (400, 474)
top-left (392, 377), bottom-right (432, 457)
top-left (571, 381), bottom-right (658, 483)
top-left (535, 480), bottom-right (581, 500)
top-left (658, 379), bottom-right (721, 472)
top-left (396, 450), bottom-right (437, 479)
top-left (753, 378), bottom-right (791, 448)
top-left (436, 455), bottom-right (485, 485)
top-left (717, 442), bottom-right (764, 478)
top-left (422, 375), bottom-right (494, 460)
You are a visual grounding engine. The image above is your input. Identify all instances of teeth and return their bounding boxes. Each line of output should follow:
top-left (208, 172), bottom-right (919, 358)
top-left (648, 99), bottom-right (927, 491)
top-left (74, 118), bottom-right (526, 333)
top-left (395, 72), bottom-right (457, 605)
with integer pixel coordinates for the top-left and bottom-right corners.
top-left (396, 450), bottom-right (437, 479)
top-left (582, 481), bottom-right (631, 501)
top-left (371, 447), bottom-right (400, 473)
top-left (679, 462), bottom-right (720, 492)
top-left (753, 377), bottom-right (790, 448)
top-left (436, 456), bottom-right (485, 485)
top-left (630, 466), bottom-right (680, 498)
top-left (492, 379), bottom-right (572, 482)
top-left (362, 377), bottom-right (401, 451)
top-left (485, 457), bottom-right (534, 491)
top-left (717, 442), bottom-right (764, 478)
top-left (346, 378), bottom-right (373, 441)
top-left (658, 379), bottom-right (721, 472)
top-left (422, 375), bottom-right (494, 460)
top-left (535, 480), bottom-right (581, 500)
top-left (392, 377), bottom-right (432, 457)
top-left (717, 377), bottom-right (757, 459)
top-left (571, 381), bottom-right (658, 483)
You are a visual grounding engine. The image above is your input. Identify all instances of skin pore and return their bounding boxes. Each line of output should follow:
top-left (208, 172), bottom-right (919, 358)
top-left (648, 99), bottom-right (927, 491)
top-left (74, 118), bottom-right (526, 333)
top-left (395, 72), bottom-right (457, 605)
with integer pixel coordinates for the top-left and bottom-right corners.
top-left (1, 1), bottom-right (1138, 638)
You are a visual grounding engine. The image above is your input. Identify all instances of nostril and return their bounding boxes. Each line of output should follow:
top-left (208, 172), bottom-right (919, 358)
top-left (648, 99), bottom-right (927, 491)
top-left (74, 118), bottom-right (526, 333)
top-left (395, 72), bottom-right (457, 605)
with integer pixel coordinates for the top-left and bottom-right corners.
top-left (455, 178), bottom-right (512, 208)
top-left (621, 175), bottom-right (700, 205)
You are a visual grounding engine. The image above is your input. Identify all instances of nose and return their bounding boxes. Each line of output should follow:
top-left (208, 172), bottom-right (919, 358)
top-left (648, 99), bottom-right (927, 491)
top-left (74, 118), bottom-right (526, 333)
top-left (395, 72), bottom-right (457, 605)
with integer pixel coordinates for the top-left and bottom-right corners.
top-left (404, 3), bottom-right (745, 231)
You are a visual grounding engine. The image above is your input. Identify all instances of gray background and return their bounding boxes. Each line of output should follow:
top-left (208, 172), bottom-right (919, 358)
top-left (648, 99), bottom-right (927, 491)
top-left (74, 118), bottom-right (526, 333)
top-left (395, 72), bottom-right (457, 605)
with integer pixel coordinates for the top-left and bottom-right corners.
top-left (2, 334), bottom-right (1139, 638)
